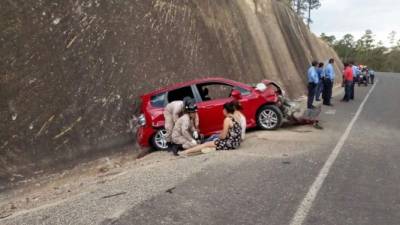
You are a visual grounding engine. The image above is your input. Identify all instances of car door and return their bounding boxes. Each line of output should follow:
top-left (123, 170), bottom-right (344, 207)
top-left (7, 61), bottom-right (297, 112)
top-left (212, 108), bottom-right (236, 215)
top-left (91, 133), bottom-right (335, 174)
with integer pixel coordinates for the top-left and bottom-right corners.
top-left (232, 86), bottom-right (256, 127)
top-left (194, 82), bottom-right (235, 136)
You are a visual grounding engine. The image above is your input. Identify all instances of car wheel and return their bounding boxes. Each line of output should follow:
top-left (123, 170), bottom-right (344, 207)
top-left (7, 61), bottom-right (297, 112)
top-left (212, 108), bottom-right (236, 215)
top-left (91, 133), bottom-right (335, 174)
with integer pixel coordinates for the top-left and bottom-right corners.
top-left (257, 105), bottom-right (283, 130)
top-left (151, 129), bottom-right (169, 151)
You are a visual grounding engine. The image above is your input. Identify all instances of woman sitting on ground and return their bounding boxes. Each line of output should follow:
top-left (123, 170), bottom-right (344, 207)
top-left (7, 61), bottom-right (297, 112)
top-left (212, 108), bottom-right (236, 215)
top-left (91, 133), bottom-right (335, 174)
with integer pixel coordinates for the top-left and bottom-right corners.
top-left (181, 102), bottom-right (242, 155)
top-left (232, 100), bottom-right (246, 140)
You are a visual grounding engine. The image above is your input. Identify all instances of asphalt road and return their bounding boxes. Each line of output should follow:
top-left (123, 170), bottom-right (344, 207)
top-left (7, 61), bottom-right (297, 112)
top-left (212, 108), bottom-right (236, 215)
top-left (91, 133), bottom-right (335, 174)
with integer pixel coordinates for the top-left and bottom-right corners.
top-left (2, 72), bottom-right (399, 225)
top-left (109, 72), bottom-right (400, 225)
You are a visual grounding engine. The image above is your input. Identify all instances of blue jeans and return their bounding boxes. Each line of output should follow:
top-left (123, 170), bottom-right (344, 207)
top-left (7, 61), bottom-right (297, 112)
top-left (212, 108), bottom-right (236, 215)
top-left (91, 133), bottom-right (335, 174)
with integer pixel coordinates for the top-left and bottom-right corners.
top-left (205, 134), bottom-right (219, 143)
top-left (343, 81), bottom-right (352, 101)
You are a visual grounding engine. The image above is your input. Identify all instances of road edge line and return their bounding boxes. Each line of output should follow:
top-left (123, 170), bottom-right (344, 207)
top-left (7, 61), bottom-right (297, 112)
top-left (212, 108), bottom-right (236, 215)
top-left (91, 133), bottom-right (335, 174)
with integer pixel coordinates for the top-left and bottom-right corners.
top-left (289, 80), bottom-right (379, 225)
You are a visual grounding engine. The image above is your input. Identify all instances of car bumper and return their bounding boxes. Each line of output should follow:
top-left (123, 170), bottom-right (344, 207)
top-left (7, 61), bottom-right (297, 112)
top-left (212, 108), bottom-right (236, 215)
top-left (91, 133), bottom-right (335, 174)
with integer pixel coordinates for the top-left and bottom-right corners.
top-left (137, 126), bottom-right (156, 147)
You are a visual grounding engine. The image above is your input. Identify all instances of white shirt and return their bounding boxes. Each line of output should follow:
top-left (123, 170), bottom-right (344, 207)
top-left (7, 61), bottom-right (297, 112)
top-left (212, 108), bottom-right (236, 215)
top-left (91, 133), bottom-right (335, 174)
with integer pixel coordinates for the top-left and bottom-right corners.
top-left (239, 114), bottom-right (246, 140)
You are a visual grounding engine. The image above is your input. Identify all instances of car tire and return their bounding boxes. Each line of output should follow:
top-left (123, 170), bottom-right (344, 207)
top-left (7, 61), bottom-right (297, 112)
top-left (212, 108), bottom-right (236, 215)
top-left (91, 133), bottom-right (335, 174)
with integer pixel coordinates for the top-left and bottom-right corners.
top-left (256, 105), bottom-right (283, 130)
top-left (151, 129), bottom-right (169, 151)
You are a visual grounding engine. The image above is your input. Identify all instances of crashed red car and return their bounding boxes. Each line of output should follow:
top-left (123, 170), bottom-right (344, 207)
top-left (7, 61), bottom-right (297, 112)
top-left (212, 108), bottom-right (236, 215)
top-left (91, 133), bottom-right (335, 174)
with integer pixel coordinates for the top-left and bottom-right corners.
top-left (136, 77), bottom-right (286, 150)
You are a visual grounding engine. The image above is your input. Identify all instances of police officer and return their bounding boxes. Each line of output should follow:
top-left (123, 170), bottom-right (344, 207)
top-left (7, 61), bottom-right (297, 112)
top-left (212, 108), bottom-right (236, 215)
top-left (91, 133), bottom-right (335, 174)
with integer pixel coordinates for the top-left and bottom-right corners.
top-left (163, 97), bottom-right (198, 148)
top-left (323, 58), bottom-right (335, 106)
top-left (315, 62), bottom-right (325, 102)
top-left (171, 103), bottom-right (199, 156)
top-left (307, 61), bottom-right (319, 109)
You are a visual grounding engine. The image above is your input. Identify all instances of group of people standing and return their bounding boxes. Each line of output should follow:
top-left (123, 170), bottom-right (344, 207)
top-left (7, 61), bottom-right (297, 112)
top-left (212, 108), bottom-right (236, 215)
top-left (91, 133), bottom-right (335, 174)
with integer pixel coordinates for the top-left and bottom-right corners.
top-left (307, 58), bottom-right (336, 109)
top-left (308, 58), bottom-right (375, 107)
top-left (342, 62), bottom-right (375, 101)
top-left (163, 98), bottom-right (246, 156)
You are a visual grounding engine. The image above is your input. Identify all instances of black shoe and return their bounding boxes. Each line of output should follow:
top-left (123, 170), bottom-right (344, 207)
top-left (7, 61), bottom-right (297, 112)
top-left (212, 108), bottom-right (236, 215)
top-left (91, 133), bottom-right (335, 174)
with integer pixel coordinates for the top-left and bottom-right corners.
top-left (172, 145), bottom-right (179, 156)
top-left (315, 99), bottom-right (321, 101)
top-left (166, 143), bottom-right (173, 152)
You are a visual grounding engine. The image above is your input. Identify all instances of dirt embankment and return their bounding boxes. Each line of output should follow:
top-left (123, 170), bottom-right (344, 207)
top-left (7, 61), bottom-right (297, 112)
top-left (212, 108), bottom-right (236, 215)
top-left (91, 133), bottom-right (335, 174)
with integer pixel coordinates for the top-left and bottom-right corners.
top-left (0, 0), bottom-right (342, 181)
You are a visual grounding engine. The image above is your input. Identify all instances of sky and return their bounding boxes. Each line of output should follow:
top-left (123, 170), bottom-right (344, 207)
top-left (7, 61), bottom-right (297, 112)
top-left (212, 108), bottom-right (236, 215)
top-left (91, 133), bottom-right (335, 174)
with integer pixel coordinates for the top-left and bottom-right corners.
top-left (311, 0), bottom-right (400, 46)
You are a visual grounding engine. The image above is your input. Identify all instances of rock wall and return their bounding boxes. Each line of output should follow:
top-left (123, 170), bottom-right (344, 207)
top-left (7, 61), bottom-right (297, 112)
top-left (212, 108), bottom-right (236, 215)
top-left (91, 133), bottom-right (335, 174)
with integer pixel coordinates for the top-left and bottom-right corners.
top-left (0, 0), bottom-right (342, 179)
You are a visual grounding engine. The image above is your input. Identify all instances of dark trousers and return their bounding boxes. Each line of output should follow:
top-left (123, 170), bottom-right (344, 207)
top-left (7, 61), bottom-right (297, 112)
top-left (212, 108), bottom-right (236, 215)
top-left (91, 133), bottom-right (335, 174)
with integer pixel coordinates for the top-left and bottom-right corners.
top-left (307, 83), bottom-right (317, 109)
top-left (342, 81), bottom-right (352, 101)
top-left (322, 79), bottom-right (333, 105)
top-left (370, 75), bottom-right (375, 84)
top-left (350, 80), bottom-right (355, 99)
top-left (315, 80), bottom-right (324, 100)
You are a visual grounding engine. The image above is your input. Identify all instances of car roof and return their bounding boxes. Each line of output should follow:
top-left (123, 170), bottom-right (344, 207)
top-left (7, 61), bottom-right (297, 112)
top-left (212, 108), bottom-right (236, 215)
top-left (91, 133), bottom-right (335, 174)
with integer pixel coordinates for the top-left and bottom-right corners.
top-left (141, 77), bottom-right (251, 98)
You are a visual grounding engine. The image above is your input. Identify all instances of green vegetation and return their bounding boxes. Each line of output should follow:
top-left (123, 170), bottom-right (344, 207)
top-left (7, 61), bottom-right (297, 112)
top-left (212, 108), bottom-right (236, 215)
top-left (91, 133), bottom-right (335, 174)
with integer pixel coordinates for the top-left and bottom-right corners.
top-left (321, 30), bottom-right (400, 72)
top-left (281, 0), bottom-right (321, 27)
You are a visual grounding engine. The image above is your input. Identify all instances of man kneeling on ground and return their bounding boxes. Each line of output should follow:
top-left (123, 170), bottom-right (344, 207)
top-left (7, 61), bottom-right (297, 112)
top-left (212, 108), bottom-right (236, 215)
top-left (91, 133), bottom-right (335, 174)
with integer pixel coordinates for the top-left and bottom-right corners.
top-left (171, 103), bottom-right (199, 156)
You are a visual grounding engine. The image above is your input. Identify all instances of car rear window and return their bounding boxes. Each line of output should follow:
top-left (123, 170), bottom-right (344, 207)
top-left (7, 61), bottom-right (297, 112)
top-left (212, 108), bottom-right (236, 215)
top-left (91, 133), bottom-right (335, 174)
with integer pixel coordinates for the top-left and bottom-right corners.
top-left (151, 93), bottom-right (166, 108)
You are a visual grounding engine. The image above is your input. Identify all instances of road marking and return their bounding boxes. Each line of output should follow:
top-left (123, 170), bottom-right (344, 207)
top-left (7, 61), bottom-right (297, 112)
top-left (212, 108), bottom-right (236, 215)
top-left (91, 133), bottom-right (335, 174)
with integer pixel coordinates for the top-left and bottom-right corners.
top-left (289, 80), bottom-right (378, 225)
top-left (324, 109), bottom-right (336, 115)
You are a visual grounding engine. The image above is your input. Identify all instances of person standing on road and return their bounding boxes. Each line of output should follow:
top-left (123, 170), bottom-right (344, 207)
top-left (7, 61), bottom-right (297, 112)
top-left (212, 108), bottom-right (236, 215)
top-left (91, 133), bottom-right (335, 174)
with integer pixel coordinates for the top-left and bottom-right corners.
top-left (370, 69), bottom-right (375, 84)
top-left (351, 62), bottom-right (360, 100)
top-left (322, 58), bottom-right (335, 106)
top-left (342, 63), bottom-right (354, 102)
top-left (307, 61), bottom-right (319, 109)
top-left (315, 62), bottom-right (325, 102)
top-left (171, 103), bottom-right (199, 155)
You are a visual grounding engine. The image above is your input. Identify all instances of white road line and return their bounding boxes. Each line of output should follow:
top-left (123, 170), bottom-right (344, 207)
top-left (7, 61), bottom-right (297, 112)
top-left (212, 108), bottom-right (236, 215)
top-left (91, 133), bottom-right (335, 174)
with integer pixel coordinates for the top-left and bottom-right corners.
top-left (289, 80), bottom-right (379, 225)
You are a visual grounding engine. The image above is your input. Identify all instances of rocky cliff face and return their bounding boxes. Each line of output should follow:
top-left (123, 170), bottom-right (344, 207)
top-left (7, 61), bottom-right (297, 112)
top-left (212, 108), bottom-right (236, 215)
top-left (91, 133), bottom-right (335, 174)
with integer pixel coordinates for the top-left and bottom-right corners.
top-left (0, 0), bottom-right (342, 179)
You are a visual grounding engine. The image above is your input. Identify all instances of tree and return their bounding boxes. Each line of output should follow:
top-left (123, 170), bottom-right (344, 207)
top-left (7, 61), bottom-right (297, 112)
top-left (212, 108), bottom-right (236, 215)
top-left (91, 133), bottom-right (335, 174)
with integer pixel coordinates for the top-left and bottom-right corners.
top-left (282, 0), bottom-right (296, 9)
top-left (360, 29), bottom-right (375, 49)
top-left (296, 0), bottom-right (305, 15)
top-left (320, 33), bottom-right (336, 46)
top-left (388, 31), bottom-right (397, 48)
top-left (305, 0), bottom-right (321, 27)
top-left (330, 30), bottom-right (400, 72)
top-left (333, 34), bottom-right (355, 62)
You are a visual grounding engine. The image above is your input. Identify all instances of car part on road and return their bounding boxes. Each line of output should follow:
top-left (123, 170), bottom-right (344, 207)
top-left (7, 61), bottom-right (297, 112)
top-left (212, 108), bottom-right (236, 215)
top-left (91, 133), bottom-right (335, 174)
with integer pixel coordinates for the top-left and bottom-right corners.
top-left (257, 105), bottom-right (283, 130)
top-left (151, 129), bottom-right (169, 151)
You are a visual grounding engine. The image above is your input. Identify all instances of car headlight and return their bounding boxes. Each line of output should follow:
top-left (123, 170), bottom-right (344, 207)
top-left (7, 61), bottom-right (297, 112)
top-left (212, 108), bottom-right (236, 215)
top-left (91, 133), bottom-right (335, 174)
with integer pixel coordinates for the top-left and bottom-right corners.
top-left (138, 114), bottom-right (146, 126)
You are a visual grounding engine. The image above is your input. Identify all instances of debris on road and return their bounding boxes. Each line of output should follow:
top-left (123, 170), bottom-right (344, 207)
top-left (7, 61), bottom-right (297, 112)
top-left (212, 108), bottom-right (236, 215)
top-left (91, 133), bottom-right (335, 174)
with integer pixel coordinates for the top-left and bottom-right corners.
top-left (165, 187), bottom-right (176, 194)
top-left (101, 192), bottom-right (127, 199)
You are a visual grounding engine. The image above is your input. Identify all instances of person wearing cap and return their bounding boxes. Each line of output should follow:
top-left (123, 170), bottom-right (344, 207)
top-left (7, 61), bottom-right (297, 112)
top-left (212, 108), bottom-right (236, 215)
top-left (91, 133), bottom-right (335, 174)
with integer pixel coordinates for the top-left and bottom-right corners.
top-left (171, 103), bottom-right (199, 155)
top-left (307, 60), bottom-right (319, 109)
top-left (163, 97), bottom-right (198, 147)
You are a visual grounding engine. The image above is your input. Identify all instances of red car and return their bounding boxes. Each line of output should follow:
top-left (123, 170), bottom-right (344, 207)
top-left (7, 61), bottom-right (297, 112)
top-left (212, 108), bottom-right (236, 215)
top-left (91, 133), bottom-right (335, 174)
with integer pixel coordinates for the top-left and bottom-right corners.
top-left (136, 77), bottom-right (286, 150)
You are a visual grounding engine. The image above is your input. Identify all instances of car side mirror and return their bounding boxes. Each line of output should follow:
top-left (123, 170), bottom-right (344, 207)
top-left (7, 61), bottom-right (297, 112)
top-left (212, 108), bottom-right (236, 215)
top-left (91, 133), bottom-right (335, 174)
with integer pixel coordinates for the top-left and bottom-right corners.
top-left (231, 90), bottom-right (242, 100)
